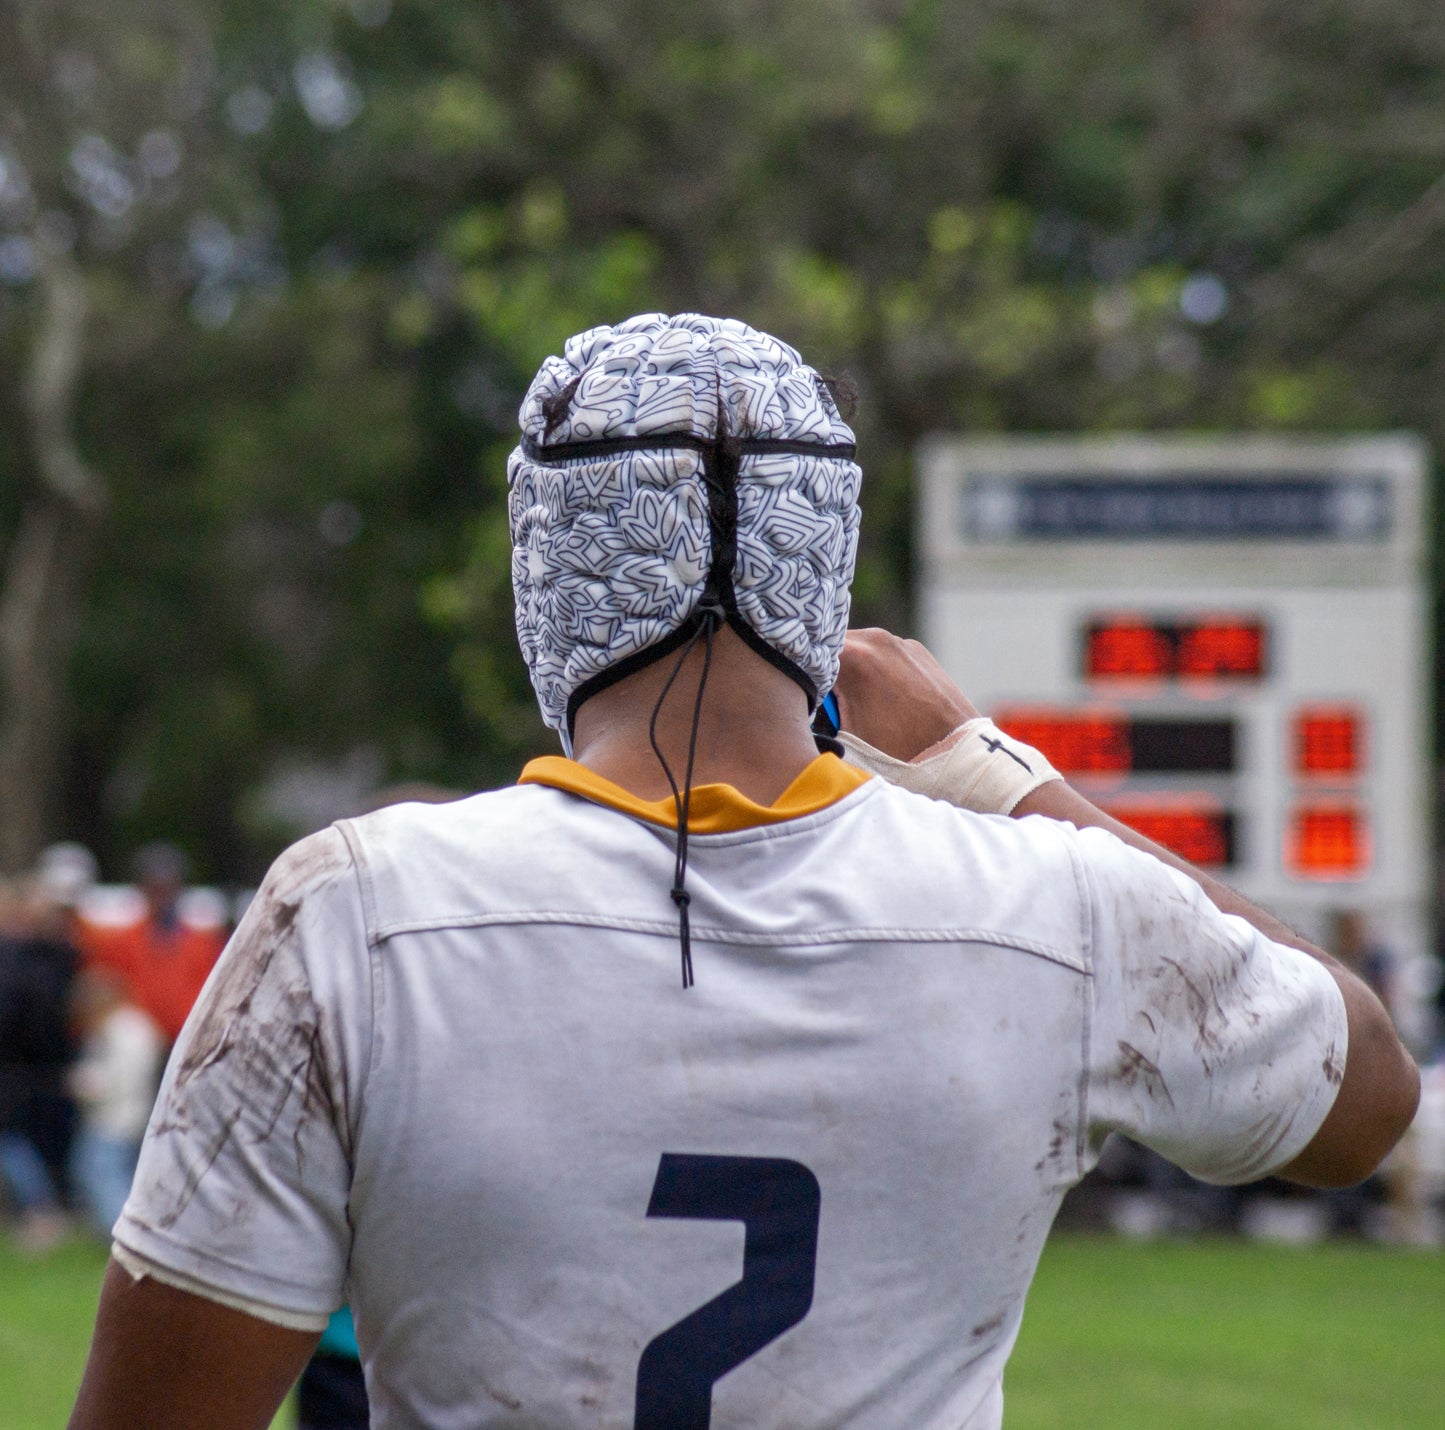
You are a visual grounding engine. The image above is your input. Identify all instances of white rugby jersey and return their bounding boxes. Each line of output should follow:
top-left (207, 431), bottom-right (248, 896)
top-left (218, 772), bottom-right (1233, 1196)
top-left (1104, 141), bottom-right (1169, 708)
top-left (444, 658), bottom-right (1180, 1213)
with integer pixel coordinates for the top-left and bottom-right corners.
top-left (117, 756), bottom-right (1346, 1428)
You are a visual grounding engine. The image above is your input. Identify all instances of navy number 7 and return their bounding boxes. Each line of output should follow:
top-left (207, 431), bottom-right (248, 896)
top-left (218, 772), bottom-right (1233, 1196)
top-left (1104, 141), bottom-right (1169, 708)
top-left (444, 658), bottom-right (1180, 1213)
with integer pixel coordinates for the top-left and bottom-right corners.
top-left (634, 1153), bottom-right (821, 1429)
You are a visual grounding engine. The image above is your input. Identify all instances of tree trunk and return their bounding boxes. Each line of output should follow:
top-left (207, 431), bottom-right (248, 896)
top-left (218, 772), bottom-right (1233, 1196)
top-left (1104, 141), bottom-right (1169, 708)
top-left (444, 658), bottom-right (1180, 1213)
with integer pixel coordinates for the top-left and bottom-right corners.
top-left (0, 251), bottom-right (106, 874)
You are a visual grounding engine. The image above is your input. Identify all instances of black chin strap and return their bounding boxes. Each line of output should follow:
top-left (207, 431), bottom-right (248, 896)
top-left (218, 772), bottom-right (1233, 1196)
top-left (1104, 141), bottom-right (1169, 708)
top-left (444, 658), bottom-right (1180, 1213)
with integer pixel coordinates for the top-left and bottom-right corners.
top-left (647, 605), bottom-right (722, 989)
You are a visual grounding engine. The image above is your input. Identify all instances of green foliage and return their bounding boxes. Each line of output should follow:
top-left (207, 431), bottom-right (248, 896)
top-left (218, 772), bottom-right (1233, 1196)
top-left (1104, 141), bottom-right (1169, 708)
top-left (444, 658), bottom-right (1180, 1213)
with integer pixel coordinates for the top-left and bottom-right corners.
top-left (6, 0), bottom-right (1445, 872)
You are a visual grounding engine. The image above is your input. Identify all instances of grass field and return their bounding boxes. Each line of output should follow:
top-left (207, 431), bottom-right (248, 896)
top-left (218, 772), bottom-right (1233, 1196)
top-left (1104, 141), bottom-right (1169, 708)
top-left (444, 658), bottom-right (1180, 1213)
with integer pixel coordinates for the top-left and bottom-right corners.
top-left (4, 1233), bottom-right (1441, 1426)
top-left (1007, 1237), bottom-right (1445, 1428)
top-left (0, 1235), bottom-right (293, 1429)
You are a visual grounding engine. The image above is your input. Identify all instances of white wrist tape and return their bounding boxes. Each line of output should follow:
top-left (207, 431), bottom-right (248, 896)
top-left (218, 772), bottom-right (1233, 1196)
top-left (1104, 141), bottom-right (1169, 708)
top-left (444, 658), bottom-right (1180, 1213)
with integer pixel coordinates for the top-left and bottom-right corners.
top-left (838, 717), bottom-right (1062, 815)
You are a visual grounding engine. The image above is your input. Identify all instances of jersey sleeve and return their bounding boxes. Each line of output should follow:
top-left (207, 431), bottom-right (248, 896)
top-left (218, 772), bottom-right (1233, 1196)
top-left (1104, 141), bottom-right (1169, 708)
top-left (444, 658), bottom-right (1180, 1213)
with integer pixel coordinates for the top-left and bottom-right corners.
top-left (113, 826), bottom-right (372, 1322)
top-left (1074, 826), bottom-right (1348, 1185)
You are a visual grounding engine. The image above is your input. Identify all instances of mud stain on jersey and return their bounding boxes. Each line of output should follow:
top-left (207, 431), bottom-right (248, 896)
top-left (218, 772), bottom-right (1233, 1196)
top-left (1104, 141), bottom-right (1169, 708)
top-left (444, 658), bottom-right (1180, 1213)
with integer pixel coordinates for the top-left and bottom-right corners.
top-left (1322, 1046), bottom-right (1344, 1086)
top-left (1157, 956), bottom-right (1232, 1059)
top-left (170, 895), bottom-right (300, 1089)
top-left (1114, 1041), bottom-right (1174, 1108)
top-left (1033, 1115), bottom-right (1075, 1177)
top-left (970, 1311), bottom-right (1006, 1341)
top-left (479, 1375), bottom-right (523, 1412)
top-left (139, 832), bottom-right (350, 1232)
top-left (1234, 1106), bottom-right (1299, 1173)
top-left (577, 1356), bottom-right (610, 1411)
top-left (1115, 874), bottom-right (1266, 1080)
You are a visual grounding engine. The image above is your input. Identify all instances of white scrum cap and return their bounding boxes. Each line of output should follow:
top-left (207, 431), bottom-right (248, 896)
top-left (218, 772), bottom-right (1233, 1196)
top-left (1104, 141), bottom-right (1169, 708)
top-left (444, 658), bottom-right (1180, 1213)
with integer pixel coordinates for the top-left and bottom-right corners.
top-left (508, 312), bottom-right (862, 750)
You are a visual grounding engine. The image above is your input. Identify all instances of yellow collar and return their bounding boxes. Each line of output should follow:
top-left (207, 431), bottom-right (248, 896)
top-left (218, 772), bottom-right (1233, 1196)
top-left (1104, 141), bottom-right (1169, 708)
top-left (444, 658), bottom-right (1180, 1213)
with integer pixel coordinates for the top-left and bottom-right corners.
top-left (518, 753), bottom-right (870, 833)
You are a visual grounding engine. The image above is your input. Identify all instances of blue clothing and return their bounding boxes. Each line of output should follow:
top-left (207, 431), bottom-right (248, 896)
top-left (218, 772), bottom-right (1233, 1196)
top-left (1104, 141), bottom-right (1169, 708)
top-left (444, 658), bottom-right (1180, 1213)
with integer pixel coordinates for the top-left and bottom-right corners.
top-left (317, 1305), bottom-right (359, 1361)
top-left (70, 1128), bottom-right (141, 1236)
top-left (0, 1131), bottom-right (61, 1212)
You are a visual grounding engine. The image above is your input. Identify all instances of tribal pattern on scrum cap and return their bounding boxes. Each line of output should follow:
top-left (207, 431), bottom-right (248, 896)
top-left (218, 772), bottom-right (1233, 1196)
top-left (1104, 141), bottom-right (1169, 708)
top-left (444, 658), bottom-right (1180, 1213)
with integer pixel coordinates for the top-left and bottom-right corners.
top-left (508, 312), bottom-right (863, 750)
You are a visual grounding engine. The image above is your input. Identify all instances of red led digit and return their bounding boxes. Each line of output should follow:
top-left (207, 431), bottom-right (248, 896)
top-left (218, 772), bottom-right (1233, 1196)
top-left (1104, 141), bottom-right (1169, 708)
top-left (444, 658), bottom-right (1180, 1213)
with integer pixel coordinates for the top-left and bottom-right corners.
top-left (1085, 615), bottom-right (1267, 683)
top-left (1293, 706), bottom-right (1364, 777)
top-left (1085, 621), bottom-right (1172, 679)
top-left (1286, 803), bottom-right (1370, 878)
top-left (1177, 620), bottom-right (1265, 679)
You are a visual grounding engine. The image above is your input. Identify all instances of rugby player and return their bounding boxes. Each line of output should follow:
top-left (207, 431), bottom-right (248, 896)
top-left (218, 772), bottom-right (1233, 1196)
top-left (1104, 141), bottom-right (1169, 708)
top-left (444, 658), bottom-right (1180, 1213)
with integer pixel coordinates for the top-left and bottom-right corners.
top-left (70, 313), bottom-right (1418, 1428)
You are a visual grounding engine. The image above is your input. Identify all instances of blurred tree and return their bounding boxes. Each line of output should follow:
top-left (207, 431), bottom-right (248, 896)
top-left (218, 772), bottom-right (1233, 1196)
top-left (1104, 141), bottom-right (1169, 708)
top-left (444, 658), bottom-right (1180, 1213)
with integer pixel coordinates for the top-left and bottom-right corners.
top-left (0, 0), bottom-right (219, 872)
top-left (5, 0), bottom-right (1445, 879)
top-left (421, 0), bottom-right (1445, 662)
top-left (0, 0), bottom-right (498, 877)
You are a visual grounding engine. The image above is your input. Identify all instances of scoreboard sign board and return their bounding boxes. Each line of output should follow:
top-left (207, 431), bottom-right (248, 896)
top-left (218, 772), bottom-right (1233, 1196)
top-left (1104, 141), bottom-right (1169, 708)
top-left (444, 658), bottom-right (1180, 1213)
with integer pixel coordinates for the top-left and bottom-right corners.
top-left (917, 435), bottom-right (1430, 962)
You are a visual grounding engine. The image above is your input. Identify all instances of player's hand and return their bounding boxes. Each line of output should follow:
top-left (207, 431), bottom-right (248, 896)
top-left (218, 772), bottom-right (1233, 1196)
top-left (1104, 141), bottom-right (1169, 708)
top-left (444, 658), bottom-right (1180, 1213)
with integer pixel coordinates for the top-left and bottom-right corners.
top-left (833, 628), bottom-right (982, 761)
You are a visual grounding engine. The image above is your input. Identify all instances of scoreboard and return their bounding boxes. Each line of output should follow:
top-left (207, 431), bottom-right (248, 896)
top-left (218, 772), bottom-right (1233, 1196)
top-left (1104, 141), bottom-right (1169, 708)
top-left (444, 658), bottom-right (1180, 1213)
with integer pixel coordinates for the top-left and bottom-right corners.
top-left (917, 435), bottom-right (1431, 973)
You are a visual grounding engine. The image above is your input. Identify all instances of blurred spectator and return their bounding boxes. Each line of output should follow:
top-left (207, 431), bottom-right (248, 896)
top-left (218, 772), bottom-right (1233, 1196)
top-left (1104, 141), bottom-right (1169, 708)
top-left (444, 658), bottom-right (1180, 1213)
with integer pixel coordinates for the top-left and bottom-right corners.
top-left (0, 870), bottom-right (82, 1252)
top-left (36, 842), bottom-right (100, 923)
top-left (67, 968), bottom-right (164, 1238)
top-left (1415, 1056), bottom-right (1445, 1222)
top-left (78, 842), bottom-right (225, 1045)
top-left (298, 1306), bottom-right (369, 1430)
top-left (1331, 909), bottom-right (1396, 1013)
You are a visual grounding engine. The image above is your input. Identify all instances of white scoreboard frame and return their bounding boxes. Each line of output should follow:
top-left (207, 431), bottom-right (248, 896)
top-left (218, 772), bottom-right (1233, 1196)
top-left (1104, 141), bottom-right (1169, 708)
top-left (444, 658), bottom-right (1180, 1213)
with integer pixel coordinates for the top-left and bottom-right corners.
top-left (917, 434), bottom-right (1435, 1037)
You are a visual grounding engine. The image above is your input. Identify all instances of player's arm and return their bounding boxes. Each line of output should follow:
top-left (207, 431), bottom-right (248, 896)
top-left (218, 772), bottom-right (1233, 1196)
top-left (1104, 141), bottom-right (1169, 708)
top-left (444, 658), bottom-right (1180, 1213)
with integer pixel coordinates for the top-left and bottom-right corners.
top-left (68, 1258), bottom-right (318, 1430)
top-left (833, 627), bottom-right (1420, 1189)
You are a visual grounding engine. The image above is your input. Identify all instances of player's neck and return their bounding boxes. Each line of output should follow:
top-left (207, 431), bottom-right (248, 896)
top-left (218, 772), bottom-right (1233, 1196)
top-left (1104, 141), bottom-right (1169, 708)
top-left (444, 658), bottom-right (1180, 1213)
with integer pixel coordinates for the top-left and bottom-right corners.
top-left (570, 628), bottom-right (822, 806)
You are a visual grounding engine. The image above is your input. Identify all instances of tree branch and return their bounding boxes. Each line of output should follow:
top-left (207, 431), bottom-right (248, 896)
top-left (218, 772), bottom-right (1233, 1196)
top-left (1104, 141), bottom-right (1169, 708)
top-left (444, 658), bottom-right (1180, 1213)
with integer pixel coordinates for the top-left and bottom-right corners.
top-left (24, 250), bottom-right (108, 517)
top-left (0, 246), bottom-right (107, 870)
top-left (1248, 172), bottom-right (1445, 323)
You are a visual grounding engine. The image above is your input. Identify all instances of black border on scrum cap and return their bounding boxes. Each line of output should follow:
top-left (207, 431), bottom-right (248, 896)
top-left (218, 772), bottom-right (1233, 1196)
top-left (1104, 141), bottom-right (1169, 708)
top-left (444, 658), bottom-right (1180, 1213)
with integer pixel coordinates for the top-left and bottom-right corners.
top-left (519, 427), bottom-right (856, 744)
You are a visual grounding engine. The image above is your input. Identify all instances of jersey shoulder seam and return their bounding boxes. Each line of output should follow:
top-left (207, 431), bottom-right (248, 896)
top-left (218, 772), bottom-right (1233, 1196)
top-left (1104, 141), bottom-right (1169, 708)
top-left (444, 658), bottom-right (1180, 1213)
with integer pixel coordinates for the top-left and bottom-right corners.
top-left (333, 817), bottom-right (381, 947)
top-left (365, 908), bottom-right (1090, 973)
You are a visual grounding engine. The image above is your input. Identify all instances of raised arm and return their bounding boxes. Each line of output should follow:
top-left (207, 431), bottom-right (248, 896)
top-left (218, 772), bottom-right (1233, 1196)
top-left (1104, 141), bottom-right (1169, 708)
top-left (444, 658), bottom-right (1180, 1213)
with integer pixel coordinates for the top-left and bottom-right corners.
top-left (833, 628), bottom-right (1420, 1188)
